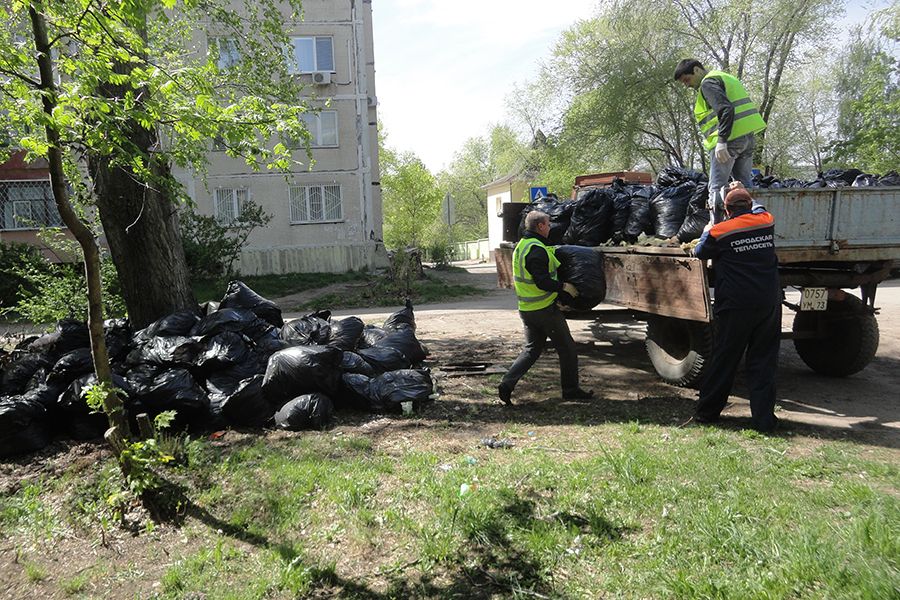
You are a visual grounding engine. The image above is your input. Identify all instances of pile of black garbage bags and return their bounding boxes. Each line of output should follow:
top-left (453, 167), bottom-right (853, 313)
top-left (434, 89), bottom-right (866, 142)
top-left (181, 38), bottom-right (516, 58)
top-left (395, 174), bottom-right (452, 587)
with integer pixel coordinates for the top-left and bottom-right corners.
top-left (752, 169), bottom-right (900, 189)
top-left (519, 166), bottom-right (713, 251)
top-left (0, 282), bottom-right (433, 457)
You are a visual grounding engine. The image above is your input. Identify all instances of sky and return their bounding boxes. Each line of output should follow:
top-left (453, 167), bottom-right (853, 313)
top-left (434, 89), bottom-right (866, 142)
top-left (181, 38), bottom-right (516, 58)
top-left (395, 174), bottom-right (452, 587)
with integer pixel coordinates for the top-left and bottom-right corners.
top-left (371, 0), bottom-right (893, 173)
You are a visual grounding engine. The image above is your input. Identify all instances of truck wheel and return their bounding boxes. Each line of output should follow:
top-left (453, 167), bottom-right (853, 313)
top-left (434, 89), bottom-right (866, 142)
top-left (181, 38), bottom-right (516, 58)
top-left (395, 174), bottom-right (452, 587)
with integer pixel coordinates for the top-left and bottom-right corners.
top-left (645, 316), bottom-right (712, 388)
top-left (792, 295), bottom-right (879, 377)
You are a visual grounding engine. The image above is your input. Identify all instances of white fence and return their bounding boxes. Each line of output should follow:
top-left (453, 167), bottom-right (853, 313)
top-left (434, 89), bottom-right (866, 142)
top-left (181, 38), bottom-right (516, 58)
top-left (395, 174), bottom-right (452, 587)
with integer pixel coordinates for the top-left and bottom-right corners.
top-left (450, 238), bottom-right (491, 262)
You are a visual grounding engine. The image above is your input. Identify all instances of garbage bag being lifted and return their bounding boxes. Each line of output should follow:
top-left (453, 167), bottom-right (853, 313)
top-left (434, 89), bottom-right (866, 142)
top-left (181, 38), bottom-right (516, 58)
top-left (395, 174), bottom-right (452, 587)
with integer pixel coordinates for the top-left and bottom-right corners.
top-left (554, 245), bottom-right (606, 311)
top-left (275, 393), bottom-right (333, 431)
top-left (676, 183), bottom-right (711, 243)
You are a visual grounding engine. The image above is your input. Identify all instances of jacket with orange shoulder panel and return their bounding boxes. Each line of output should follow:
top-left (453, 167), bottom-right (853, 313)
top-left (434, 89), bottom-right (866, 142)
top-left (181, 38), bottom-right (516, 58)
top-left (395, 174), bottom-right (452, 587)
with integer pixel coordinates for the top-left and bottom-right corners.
top-left (692, 203), bottom-right (781, 314)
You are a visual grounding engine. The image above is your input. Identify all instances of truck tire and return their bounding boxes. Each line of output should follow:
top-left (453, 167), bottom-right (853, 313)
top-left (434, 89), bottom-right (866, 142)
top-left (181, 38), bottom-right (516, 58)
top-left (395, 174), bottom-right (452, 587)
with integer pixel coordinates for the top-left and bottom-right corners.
top-left (645, 316), bottom-right (712, 388)
top-left (792, 295), bottom-right (879, 377)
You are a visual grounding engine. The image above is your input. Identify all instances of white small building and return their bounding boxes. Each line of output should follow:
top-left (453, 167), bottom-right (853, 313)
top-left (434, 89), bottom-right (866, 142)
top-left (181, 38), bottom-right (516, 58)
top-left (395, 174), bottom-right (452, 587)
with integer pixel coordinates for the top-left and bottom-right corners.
top-left (482, 172), bottom-right (531, 261)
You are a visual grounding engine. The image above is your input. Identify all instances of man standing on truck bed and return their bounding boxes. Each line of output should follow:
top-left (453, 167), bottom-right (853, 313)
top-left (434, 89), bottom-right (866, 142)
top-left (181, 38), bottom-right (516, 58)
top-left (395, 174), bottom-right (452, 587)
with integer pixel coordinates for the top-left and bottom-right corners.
top-left (499, 211), bottom-right (594, 405)
top-left (692, 183), bottom-right (780, 432)
top-left (674, 59), bottom-right (767, 222)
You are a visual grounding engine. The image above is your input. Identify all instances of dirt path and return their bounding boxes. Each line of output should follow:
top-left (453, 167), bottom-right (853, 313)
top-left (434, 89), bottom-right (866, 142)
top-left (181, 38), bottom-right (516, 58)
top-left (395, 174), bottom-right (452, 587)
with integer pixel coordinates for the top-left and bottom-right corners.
top-left (298, 261), bottom-right (900, 451)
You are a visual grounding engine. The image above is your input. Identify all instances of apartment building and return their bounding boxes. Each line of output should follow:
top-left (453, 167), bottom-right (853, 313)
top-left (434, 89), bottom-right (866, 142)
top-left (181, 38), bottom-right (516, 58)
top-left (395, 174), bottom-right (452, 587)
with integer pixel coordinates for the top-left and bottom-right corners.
top-left (1, 0), bottom-right (383, 275)
top-left (176, 0), bottom-right (385, 275)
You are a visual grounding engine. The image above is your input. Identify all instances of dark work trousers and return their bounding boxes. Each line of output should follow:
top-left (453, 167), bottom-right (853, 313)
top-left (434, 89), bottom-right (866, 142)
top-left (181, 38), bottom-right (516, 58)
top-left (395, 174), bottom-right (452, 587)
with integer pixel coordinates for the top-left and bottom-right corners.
top-left (501, 304), bottom-right (579, 395)
top-left (697, 304), bottom-right (781, 431)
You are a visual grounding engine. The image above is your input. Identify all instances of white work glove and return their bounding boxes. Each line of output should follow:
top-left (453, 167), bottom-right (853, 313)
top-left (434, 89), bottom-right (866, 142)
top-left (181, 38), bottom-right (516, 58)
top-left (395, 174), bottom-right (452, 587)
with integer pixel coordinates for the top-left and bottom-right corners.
top-left (562, 282), bottom-right (579, 298)
top-left (715, 142), bottom-right (730, 164)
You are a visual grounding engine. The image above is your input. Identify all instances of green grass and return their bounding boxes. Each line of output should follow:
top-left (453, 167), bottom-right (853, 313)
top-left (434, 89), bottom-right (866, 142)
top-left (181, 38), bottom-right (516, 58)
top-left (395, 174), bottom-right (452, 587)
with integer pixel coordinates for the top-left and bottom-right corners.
top-left (2, 428), bottom-right (898, 598)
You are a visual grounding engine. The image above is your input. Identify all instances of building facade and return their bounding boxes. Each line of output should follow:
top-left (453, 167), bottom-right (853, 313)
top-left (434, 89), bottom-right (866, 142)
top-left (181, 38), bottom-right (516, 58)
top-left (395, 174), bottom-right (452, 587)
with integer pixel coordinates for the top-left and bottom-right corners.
top-left (176, 0), bottom-right (385, 276)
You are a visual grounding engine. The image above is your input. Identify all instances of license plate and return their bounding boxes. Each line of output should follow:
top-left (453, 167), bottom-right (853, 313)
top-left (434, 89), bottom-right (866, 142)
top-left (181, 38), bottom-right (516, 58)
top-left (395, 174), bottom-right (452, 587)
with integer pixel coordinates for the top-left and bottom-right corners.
top-left (800, 287), bottom-right (828, 311)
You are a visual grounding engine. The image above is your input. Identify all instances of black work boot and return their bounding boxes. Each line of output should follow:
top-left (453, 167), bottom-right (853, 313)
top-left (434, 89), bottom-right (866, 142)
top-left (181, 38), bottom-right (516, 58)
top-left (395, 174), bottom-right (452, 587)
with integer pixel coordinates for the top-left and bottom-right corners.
top-left (498, 384), bottom-right (512, 406)
top-left (563, 388), bottom-right (594, 400)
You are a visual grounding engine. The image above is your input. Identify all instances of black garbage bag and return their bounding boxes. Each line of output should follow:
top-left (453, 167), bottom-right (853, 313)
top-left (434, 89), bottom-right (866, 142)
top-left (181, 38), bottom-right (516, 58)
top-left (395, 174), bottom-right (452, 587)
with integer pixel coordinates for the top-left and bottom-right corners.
top-left (657, 166), bottom-right (707, 188)
top-left (624, 186), bottom-right (656, 242)
top-left (46, 348), bottom-right (94, 390)
top-left (139, 309), bottom-right (201, 339)
top-left (219, 280), bottom-right (284, 328)
top-left (262, 345), bottom-right (343, 405)
top-left (194, 332), bottom-right (250, 373)
top-left (358, 325), bottom-right (388, 349)
top-left (554, 245), bottom-right (606, 311)
top-left (651, 182), bottom-right (696, 238)
top-left (191, 308), bottom-right (263, 338)
top-left (879, 171), bottom-right (900, 186)
top-left (383, 299), bottom-right (416, 332)
top-left (357, 346), bottom-right (411, 374)
top-left (804, 179), bottom-right (827, 188)
top-left (58, 373), bottom-right (132, 440)
top-left (126, 365), bottom-right (209, 424)
top-left (519, 195), bottom-right (575, 245)
top-left (822, 168), bottom-right (863, 186)
top-left (205, 350), bottom-right (270, 394)
top-left (336, 373), bottom-right (374, 410)
top-left (274, 393), bottom-right (333, 431)
top-left (852, 174), bottom-right (880, 187)
top-left (130, 336), bottom-right (205, 367)
top-left (610, 184), bottom-right (633, 241)
top-left (677, 182), bottom-right (711, 243)
top-left (21, 382), bottom-right (65, 412)
top-left (1, 353), bottom-right (52, 396)
top-left (374, 329), bottom-right (429, 364)
top-left (781, 178), bottom-right (806, 188)
top-left (340, 352), bottom-right (377, 377)
top-left (0, 397), bottom-right (52, 457)
top-left (563, 187), bottom-right (615, 247)
top-left (328, 317), bottom-right (365, 350)
top-left (281, 310), bottom-right (332, 346)
top-left (368, 369), bottom-right (433, 413)
top-left (208, 374), bottom-right (273, 427)
top-left (104, 319), bottom-right (133, 362)
top-left (26, 318), bottom-right (90, 358)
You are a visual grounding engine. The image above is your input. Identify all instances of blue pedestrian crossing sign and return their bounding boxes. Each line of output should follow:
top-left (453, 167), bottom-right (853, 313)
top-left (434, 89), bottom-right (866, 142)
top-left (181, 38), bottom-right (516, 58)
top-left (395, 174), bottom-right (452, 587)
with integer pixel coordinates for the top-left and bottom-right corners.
top-left (530, 186), bottom-right (548, 201)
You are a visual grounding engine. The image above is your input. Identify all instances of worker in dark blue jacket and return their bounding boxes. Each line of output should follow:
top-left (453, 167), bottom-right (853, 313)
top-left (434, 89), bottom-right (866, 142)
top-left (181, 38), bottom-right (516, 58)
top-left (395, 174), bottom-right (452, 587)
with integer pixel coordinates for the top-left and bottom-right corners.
top-left (692, 184), bottom-right (781, 432)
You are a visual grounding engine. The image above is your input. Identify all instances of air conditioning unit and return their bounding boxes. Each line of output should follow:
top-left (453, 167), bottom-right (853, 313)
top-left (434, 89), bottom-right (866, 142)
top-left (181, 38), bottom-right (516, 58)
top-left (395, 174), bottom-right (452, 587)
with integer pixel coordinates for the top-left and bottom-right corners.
top-left (312, 71), bottom-right (331, 85)
top-left (367, 95), bottom-right (378, 108)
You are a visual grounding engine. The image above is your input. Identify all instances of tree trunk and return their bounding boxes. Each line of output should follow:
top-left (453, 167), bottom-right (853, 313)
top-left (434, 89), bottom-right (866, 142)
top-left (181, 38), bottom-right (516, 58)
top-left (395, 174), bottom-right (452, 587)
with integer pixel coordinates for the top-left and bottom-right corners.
top-left (88, 153), bottom-right (197, 329)
top-left (29, 3), bottom-right (132, 440)
top-left (86, 40), bottom-right (197, 329)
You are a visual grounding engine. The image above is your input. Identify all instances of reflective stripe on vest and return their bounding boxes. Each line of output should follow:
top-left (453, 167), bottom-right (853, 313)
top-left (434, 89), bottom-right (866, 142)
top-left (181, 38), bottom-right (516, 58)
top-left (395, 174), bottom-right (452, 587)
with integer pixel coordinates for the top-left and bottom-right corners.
top-left (512, 237), bottom-right (559, 311)
top-left (694, 70), bottom-right (767, 151)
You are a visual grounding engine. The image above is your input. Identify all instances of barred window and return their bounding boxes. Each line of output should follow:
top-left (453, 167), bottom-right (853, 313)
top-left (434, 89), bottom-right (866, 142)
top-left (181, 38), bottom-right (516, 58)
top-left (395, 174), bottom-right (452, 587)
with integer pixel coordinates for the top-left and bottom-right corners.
top-left (289, 184), bottom-right (342, 223)
top-left (0, 180), bottom-right (62, 230)
top-left (214, 187), bottom-right (248, 225)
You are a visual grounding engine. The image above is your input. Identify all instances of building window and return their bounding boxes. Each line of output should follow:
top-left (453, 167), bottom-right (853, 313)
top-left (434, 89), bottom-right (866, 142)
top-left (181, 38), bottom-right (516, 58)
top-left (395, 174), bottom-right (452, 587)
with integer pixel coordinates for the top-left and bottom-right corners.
top-left (214, 188), bottom-right (248, 225)
top-left (289, 184), bottom-right (342, 223)
top-left (209, 37), bottom-right (240, 69)
top-left (287, 36), bottom-right (334, 73)
top-left (299, 110), bottom-right (338, 147)
top-left (0, 180), bottom-right (62, 230)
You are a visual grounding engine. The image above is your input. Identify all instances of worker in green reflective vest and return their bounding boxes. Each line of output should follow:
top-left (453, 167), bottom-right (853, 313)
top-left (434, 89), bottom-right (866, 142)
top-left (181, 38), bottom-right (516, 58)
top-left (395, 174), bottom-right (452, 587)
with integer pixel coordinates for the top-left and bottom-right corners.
top-left (674, 59), bottom-right (767, 222)
top-left (498, 211), bottom-right (594, 405)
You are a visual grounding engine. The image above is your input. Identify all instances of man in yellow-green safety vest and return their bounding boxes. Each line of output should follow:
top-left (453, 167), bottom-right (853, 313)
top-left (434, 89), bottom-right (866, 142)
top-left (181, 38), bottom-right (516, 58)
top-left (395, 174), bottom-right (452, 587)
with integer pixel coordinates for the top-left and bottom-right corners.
top-left (498, 211), bottom-right (594, 405)
top-left (674, 58), bottom-right (767, 222)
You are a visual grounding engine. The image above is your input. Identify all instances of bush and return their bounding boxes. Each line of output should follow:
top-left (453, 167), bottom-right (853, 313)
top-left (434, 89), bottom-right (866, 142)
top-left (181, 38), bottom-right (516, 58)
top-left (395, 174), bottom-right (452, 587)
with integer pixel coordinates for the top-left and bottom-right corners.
top-left (3, 235), bottom-right (126, 324)
top-left (0, 242), bottom-right (47, 309)
top-left (181, 202), bottom-right (271, 279)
